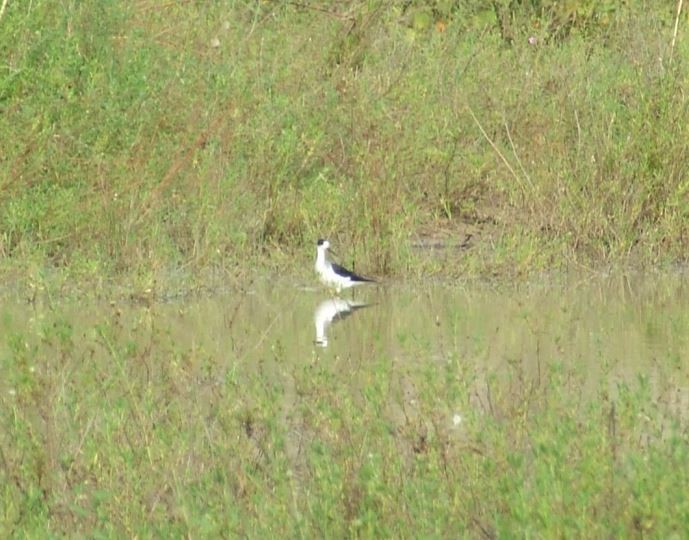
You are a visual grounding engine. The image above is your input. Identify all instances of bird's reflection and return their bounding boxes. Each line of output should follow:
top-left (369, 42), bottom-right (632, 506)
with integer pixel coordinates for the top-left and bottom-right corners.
top-left (314, 297), bottom-right (370, 347)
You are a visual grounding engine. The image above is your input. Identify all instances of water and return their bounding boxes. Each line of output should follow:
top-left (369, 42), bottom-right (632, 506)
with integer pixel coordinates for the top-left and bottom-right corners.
top-left (3, 273), bottom-right (689, 535)
top-left (4, 273), bottom-right (689, 403)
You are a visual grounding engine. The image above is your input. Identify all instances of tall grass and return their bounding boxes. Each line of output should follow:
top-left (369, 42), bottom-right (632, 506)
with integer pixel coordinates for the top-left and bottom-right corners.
top-left (1, 1), bottom-right (688, 284)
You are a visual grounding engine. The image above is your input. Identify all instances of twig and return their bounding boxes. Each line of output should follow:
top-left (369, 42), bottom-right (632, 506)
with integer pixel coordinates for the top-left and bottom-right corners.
top-left (503, 118), bottom-right (534, 191)
top-left (457, 24), bottom-right (491, 80)
top-left (132, 108), bottom-right (229, 228)
top-left (0, 0), bottom-right (9, 23)
top-left (671, 0), bottom-right (684, 64)
top-left (468, 106), bottom-right (528, 195)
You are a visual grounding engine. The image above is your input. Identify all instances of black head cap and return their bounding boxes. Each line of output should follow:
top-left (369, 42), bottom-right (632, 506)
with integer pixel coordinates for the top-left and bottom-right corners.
top-left (317, 238), bottom-right (327, 246)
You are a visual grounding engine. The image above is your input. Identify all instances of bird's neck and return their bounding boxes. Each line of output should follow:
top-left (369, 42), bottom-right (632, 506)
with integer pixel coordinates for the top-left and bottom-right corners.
top-left (315, 248), bottom-right (327, 269)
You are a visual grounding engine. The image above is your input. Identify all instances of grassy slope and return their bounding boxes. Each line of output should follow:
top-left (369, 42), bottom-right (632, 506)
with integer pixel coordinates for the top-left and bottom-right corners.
top-left (1, 1), bottom-right (688, 289)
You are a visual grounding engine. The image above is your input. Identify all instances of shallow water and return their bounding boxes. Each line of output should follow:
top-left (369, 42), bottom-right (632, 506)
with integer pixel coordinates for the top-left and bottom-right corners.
top-left (3, 273), bottom-right (689, 407)
top-left (3, 273), bottom-right (689, 535)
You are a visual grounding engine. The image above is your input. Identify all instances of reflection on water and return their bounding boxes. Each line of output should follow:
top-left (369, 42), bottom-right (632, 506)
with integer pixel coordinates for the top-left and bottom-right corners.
top-left (2, 274), bottom-right (689, 402)
top-left (313, 297), bottom-right (371, 347)
top-left (3, 273), bottom-right (689, 534)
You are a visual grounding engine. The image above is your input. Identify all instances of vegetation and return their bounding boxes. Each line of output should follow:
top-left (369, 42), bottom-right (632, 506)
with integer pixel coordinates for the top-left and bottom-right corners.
top-left (2, 1), bottom-right (688, 287)
top-left (2, 2), bottom-right (689, 534)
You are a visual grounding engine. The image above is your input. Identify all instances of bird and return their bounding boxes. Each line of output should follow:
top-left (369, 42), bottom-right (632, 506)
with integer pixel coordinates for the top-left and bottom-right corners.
top-left (314, 239), bottom-right (376, 293)
top-left (314, 298), bottom-right (370, 347)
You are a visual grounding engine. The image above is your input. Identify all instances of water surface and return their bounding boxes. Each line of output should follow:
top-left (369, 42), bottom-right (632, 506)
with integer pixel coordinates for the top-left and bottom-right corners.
top-left (3, 273), bottom-right (689, 536)
top-left (4, 273), bottom-right (689, 404)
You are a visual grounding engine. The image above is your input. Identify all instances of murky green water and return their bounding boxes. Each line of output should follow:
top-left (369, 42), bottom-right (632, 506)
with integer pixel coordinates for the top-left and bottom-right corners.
top-left (3, 273), bottom-right (689, 535)
top-left (4, 273), bottom-right (689, 402)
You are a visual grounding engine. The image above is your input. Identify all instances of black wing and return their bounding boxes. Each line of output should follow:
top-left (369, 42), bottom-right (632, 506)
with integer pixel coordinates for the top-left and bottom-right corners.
top-left (332, 302), bottom-right (371, 323)
top-left (331, 262), bottom-right (376, 283)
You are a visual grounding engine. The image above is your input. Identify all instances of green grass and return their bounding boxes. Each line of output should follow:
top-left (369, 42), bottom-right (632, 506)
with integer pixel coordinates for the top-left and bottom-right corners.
top-left (2, 289), bottom-right (689, 537)
top-left (1, 1), bottom-right (688, 287)
top-left (3, 4), bottom-right (688, 534)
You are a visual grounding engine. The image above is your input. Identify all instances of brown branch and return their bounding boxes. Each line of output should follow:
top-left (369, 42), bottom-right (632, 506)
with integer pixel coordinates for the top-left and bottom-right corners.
top-left (132, 107), bottom-right (230, 228)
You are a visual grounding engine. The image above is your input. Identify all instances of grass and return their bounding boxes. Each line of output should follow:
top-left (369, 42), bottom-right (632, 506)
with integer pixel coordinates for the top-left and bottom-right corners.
top-left (2, 2), bottom-right (689, 533)
top-left (1, 1), bottom-right (688, 289)
top-left (2, 278), bottom-right (689, 536)
top-left (0, 0), bottom-right (689, 538)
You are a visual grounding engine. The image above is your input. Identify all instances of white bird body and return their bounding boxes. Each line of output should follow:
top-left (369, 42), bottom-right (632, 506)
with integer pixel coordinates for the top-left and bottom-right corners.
top-left (315, 239), bottom-right (376, 293)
